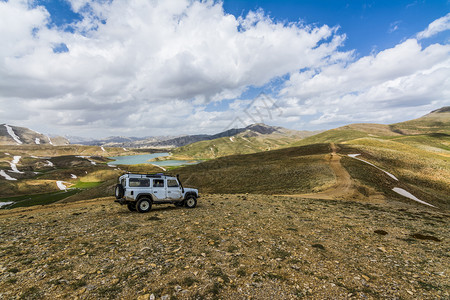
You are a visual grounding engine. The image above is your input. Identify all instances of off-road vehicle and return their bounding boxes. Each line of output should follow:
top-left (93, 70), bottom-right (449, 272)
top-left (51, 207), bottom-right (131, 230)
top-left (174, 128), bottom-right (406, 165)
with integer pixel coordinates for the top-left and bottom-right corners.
top-left (114, 173), bottom-right (199, 213)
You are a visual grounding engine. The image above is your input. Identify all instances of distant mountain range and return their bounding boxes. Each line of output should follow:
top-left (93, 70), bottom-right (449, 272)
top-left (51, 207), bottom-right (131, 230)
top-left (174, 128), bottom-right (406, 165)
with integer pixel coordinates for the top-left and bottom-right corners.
top-left (2, 106), bottom-right (448, 149)
top-left (0, 124), bottom-right (69, 146)
top-left (67, 123), bottom-right (319, 149)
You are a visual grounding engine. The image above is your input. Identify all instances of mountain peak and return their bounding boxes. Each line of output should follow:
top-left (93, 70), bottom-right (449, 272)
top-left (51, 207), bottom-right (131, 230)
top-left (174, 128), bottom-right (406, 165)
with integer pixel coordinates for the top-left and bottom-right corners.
top-left (430, 106), bottom-right (450, 114)
top-left (245, 123), bottom-right (279, 135)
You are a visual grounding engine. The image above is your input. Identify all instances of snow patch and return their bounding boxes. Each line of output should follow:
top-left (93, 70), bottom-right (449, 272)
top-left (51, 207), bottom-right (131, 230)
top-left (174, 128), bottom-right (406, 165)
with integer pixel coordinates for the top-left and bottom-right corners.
top-left (152, 164), bottom-right (166, 171)
top-left (10, 156), bottom-right (24, 173)
top-left (0, 170), bottom-right (16, 180)
top-left (229, 137), bottom-right (235, 142)
top-left (12, 156), bottom-right (20, 164)
top-left (392, 187), bottom-right (436, 208)
top-left (123, 148), bottom-right (128, 151)
top-left (47, 135), bottom-right (54, 145)
top-left (76, 156), bottom-right (96, 165)
top-left (45, 160), bottom-right (54, 167)
top-left (35, 138), bottom-right (40, 145)
top-left (4, 153), bottom-right (10, 156)
top-left (71, 174), bottom-right (77, 179)
top-left (0, 201), bottom-right (14, 208)
top-left (56, 181), bottom-right (67, 191)
top-left (4, 125), bottom-right (22, 145)
top-left (101, 146), bottom-right (106, 152)
top-left (347, 154), bottom-right (398, 181)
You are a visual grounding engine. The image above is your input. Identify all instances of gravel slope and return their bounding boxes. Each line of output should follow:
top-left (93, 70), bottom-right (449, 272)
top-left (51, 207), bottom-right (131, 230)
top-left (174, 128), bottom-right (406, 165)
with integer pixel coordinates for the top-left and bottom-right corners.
top-left (0, 195), bottom-right (448, 299)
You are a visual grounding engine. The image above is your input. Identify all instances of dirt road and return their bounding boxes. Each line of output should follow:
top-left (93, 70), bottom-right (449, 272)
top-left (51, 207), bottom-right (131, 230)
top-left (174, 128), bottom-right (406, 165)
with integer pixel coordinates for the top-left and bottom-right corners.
top-left (278, 143), bottom-right (358, 200)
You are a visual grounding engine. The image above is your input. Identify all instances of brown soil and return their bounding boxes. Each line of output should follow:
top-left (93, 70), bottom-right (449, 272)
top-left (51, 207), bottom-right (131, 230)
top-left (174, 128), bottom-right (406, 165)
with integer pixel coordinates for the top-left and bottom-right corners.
top-left (0, 195), bottom-right (448, 299)
top-left (278, 143), bottom-right (366, 200)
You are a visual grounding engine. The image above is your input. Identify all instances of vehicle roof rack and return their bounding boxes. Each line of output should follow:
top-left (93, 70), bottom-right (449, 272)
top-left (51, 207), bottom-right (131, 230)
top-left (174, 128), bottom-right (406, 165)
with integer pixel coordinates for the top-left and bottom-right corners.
top-left (124, 172), bottom-right (174, 178)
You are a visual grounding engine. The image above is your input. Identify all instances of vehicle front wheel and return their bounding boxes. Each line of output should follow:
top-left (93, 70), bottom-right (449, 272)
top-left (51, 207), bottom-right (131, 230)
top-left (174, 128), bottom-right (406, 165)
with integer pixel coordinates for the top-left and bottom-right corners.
top-left (136, 198), bottom-right (152, 213)
top-left (127, 202), bottom-right (136, 212)
top-left (185, 196), bottom-right (197, 208)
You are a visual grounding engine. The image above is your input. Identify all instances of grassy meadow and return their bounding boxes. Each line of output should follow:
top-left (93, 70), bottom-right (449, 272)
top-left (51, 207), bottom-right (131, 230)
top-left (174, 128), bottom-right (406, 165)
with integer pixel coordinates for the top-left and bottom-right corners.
top-left (171, 134), bottom-right (301, 159)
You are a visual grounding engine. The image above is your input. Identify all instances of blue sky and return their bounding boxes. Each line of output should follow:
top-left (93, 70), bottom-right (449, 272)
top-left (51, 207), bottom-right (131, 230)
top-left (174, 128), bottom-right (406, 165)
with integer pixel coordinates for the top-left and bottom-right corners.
top-left (40, 0), bottom-right (450, 56)
top-left (224, 1), bottom-right (449, 54)
top-left (0, 0), bottom-right (449, 137)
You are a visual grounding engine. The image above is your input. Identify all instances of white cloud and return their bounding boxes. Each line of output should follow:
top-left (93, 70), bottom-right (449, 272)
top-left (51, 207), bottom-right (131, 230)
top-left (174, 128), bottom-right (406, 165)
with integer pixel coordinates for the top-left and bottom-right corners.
top-left (0, 1), bottom-right (449, 137)
top-left (280, 39), bottom-right (450, 127)
top-left (417, 12), bottom-right (450, 39)
top-left (0, 0), bottom-right (350, 136)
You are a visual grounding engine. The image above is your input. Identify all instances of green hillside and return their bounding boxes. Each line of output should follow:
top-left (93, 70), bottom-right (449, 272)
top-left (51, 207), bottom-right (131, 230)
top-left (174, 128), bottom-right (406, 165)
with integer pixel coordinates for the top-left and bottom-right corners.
top-left (340, 138), bottom-right (450, 209)
top-left (390, 107), bottom-right (450, 134)
top-left (171, 108), bottom-right (449, 160)
top-left (176, 143), bottom-right (335, 194)
top-left (175, 139), bottom-right (449, 209)
top-left (292, 128), bottom-right (371, 146)
top-left (291, 108), bottom-right (449, 156)
top-left (171, 134), bottom-right (302, 159)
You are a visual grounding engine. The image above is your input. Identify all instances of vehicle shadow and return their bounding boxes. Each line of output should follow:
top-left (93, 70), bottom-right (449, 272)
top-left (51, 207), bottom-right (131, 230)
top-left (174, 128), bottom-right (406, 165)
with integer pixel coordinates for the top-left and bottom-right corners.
top-left (116, 203), bottom-right (202, 214)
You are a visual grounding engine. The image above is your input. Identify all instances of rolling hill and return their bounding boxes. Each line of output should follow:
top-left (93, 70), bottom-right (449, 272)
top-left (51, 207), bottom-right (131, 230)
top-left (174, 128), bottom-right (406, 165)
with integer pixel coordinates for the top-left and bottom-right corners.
top-left (171, 123), bottom-right (319, 159)
top-left (390, 106), bottom-right (450, 134)
top-left (172, 107), bottom-right (449, 160)
top-left (71, 123), bottom-right (319, 149)
top-left (293, 107), bottom-right (449, 145)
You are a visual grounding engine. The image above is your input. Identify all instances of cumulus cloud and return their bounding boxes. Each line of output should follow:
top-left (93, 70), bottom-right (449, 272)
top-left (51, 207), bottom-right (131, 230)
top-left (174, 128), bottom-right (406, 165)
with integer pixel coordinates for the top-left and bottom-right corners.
top-left (0, 0), bottom-right (449, 137)
top-left (0, 0), bottom-right (350, 136)
top-left (279, 39), bottom-right (450, 127)
top-left (417, 12), bottom-right (450, 39)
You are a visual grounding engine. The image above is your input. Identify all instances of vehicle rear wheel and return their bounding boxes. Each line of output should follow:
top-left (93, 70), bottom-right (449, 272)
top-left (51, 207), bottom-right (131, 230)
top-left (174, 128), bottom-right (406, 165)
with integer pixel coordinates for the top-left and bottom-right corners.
top-left (136, 198), bottom-right (152, 213)
top-left (185, 196), bottom-right (197, 208)
top-left (127, 202), bottom-right (136, 212)
top-left (115, 184), bottom-right (124, 199)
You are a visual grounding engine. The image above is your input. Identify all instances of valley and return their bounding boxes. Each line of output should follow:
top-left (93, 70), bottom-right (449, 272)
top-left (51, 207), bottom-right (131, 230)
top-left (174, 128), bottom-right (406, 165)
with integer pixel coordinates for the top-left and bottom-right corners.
top-left (0, 108), bottom-right (448, 299)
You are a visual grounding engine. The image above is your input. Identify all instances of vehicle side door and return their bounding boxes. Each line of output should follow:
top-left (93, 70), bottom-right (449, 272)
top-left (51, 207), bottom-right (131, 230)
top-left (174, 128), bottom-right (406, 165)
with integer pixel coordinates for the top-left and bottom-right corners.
top-left (152, 178), bottom-right (167, 200)
top-left (167, 179), bottom-right (182, 200)
top-left (128, 178), bottom-right (150, 199)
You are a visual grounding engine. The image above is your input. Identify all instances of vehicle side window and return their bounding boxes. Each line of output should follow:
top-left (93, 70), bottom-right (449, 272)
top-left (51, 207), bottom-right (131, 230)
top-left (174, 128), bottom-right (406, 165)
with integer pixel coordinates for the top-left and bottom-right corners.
top-left (153, 179), bottom-right (164, 187)
top-left (129, 178), bottom-right (150, 187)
top-left (167, 179), bottom-right (179, 187)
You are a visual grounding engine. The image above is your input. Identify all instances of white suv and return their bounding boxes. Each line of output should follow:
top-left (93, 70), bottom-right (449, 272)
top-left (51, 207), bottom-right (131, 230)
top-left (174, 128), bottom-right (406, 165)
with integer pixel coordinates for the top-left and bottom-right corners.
top-left (114, 173), bottom-right (199, 213)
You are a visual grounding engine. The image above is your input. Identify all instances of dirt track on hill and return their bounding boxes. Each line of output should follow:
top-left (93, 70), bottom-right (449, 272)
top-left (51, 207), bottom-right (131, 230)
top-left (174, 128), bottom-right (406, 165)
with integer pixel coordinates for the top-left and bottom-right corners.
top-left (278, 143), bottom-right (359, 200)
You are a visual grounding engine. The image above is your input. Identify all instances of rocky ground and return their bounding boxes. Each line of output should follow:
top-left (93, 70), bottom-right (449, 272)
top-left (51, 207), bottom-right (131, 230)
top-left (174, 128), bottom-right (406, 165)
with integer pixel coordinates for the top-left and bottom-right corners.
top-left (0, 194), bottom-right (448, 299)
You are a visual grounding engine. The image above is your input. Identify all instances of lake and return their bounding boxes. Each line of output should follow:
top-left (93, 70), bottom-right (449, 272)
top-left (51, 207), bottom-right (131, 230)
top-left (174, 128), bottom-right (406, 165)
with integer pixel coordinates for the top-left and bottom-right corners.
top-left (107, 153), bottom-right (198, 167)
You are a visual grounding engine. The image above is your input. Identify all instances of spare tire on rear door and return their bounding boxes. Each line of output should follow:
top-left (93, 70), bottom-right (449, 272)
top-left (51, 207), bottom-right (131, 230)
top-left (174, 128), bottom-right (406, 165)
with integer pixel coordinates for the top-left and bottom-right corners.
top-left (115, 184), bottom-right (124, 199)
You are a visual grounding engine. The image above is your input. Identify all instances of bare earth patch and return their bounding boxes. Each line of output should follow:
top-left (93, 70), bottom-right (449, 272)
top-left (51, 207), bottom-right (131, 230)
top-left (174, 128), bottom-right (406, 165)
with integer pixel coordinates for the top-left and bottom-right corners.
top-left (0, 195), bottom-right (448, 299)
